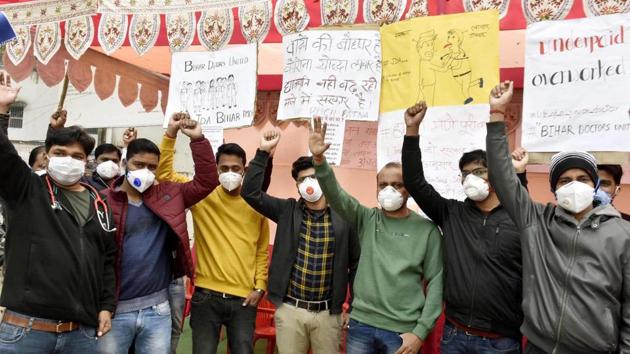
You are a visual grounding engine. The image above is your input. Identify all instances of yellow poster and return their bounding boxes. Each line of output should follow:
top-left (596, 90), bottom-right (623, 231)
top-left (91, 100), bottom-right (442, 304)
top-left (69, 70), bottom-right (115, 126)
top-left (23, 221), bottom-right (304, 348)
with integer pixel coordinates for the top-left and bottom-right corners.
top-left (379, 10), bottom-right (499, 112)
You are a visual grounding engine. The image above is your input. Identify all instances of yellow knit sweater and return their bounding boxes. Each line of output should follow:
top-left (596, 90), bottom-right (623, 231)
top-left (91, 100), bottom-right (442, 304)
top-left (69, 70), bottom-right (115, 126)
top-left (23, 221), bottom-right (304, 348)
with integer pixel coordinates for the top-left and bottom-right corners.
top-left (156, 135), bottom-right (269, 297)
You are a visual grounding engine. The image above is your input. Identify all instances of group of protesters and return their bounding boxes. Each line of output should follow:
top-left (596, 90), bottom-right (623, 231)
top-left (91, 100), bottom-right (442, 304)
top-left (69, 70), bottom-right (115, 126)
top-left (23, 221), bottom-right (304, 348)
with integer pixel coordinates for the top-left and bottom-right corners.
top-left (0, 70), bottom-right (628, 354)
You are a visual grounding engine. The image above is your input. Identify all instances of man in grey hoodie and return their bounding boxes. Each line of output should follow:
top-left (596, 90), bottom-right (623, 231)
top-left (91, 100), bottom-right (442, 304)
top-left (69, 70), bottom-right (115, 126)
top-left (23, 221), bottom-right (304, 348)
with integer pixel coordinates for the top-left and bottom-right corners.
top-left (485, 80), bottom-right (630, 354)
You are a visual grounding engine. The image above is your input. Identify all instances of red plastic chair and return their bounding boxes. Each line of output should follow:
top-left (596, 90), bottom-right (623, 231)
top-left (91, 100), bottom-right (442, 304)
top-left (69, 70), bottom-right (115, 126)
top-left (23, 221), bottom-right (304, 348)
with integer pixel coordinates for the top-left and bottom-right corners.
top-left (253, 297), bottom-right (277, 354)
top-left (422, 310), bottom-right (445, 354)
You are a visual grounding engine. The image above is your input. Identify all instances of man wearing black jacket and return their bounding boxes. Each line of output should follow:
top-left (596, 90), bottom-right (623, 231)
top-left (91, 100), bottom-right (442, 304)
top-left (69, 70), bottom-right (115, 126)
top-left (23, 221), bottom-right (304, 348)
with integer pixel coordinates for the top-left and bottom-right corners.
top-left (597, 164), bottom-right (630, 221)
top-left (0, 74), bottom-right (117, 353)
top-left (241, 131), bottom-right (360, 354)
top-left (402, 102), bottom-right (526, 354)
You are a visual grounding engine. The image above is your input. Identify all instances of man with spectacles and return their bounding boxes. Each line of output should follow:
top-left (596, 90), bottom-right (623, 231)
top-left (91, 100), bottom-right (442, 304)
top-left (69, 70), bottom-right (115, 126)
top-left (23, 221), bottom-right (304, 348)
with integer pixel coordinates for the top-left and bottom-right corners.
top-left (402, 101), bottom-right (528, 354)
top-left (241, 131), bottom-right (360, 354)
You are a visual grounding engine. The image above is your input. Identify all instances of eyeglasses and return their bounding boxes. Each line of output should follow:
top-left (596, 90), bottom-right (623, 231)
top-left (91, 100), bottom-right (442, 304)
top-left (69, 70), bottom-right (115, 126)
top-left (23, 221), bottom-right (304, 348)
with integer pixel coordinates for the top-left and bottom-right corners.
top-left (297, 174), bottom-right (316, 183)
top-left (460, 168), bottom-right (488, 180)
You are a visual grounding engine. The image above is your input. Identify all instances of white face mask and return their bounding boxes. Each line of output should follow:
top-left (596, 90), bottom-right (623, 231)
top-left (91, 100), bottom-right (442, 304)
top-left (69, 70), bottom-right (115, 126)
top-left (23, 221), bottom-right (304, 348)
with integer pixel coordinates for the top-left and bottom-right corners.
top-left (555, 181), bottom-right (595, 214)
top-left (463, 174), bottom-right (490, 202)
top-left (96, 160), bottom-right (121, 180)
top-left (298, 177), bottom-right (323, 203)
top-left (47, 156), bottom-right (85, 186)
top-left (219, 171), bottom-right (243, 192)
top-left (34, 169), bottom-right (47, 176)
top-left (378, 186), bottom-right (405, 212)
top-left (126, 168), bottom-right (155, 193)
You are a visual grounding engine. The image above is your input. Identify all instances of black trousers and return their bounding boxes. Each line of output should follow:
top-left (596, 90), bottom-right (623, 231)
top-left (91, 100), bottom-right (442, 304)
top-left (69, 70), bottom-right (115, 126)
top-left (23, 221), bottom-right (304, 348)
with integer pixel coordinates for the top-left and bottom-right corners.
top-left (189, 289), bottom-right (257, 354)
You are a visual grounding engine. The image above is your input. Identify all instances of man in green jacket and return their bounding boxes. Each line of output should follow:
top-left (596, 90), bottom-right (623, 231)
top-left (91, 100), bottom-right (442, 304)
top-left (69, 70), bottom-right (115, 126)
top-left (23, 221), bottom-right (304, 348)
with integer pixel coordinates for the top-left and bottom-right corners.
top-left (308, 117), bottom-right (443, 354)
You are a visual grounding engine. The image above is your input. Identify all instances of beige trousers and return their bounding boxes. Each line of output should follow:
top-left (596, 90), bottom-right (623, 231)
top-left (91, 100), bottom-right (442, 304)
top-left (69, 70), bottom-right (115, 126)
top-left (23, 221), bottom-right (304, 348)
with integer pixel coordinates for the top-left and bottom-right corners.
top-left (274, 303), bottom-right (343, 354)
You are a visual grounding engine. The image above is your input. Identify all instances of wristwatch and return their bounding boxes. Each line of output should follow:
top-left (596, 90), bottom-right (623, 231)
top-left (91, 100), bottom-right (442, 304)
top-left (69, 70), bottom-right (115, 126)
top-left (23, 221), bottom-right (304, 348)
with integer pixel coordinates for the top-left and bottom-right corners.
top-left (254, 288), bottom-right (265, 294)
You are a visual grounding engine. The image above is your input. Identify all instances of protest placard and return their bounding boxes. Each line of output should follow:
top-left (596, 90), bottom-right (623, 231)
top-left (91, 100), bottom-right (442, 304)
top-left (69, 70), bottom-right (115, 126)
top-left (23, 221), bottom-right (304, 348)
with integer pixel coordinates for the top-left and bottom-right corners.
top-left (377, 105), bottom-right (489, 200)
top-left (341, 120), bottom-right (378, 170)
top-left (379, 10), bottom-right (499, 111)
top-left (202, 126), bottom-right (224, 153)
top-left (522, 13), bottom-right (630, 152)
top-left (320, 116), bottom-right (347, 166)
top-left (165, 44), bottom-right (258, 129)
top-left (277, 30), bottom-right (382, 122)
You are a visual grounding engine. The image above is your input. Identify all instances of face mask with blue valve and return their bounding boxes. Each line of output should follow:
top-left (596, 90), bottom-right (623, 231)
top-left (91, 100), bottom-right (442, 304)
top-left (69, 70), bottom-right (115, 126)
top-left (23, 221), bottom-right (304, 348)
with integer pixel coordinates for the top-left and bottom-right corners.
top-left (126, 168), bottom-right (155, 193)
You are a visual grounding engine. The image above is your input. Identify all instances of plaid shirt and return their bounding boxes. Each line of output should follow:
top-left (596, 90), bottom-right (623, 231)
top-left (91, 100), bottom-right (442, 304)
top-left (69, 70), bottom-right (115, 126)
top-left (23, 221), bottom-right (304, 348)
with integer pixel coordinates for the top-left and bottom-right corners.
top-left (288, 206), bottom-right (336, 302)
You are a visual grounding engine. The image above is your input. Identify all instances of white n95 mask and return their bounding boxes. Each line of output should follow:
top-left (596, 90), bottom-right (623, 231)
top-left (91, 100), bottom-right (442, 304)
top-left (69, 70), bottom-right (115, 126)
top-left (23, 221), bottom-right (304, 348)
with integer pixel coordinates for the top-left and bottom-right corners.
top-left (378, 186), bottom-right (404, 211)
top-left (219, 172), bottom-right (243, 192)
top-left (555, 181), bottom-right (594, 214)
top-left (463, 174), bottom-right (490, 202)
top-left (298, 177), bottom-right (323, 203)
top-left (96, 160), bottom-right (121, 180)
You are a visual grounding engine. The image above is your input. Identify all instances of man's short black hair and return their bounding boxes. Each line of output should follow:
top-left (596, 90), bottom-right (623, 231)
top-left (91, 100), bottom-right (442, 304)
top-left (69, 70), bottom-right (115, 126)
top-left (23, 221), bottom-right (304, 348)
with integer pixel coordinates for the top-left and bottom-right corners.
top-left (216, 143), bottom-right (246, 166)
top-left (45, 126), bottom-right (96, 156)
top-left (28, 145), bottom-right (46, 167)
top-left (598, 164), bottom-right (623, 185)
top-left (126, 138), bottom-right (160, 161)
top-left (291, 156), bottom-right (314, 180)
top-left (459, 149), bottom-right (487, 171)
top-left (95, 143), bottom-right (122, 161)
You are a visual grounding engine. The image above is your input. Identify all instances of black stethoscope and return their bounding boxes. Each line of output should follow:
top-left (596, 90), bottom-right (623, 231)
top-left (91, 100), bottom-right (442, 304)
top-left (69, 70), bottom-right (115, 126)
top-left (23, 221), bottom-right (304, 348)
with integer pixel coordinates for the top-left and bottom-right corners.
top-left (44, 175), bottom-right (117, 233)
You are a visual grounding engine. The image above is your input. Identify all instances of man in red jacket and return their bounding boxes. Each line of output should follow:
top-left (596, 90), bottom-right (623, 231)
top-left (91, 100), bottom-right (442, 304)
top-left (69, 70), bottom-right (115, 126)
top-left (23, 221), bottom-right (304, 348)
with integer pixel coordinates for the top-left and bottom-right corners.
top-left (98, 114), bottom-right (218, 354)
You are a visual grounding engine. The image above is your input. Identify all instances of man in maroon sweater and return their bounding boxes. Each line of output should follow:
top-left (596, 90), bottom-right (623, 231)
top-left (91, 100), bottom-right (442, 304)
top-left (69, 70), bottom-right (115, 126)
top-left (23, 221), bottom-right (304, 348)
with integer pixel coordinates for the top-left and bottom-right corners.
top-left (98, 114), bottom-right (218, 354)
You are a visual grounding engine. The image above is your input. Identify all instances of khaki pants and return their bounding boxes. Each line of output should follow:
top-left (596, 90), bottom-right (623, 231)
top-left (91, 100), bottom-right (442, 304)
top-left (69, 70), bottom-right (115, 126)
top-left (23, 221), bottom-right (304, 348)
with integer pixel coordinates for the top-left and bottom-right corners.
top-left (274, 303), bottom-right (343, 354)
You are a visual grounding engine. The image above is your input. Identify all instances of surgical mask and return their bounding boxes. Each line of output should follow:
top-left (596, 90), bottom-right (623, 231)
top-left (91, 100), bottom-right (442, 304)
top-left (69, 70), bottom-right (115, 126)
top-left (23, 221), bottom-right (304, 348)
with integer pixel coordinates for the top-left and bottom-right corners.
top-left (593, 188), bottom-right (612, 206)
top-left (96, 160), bottom-right (121, 180)
top-left (126, 168), bottom-right (155, 193)
top-left (378, 186), bottom-right (404, 211)
top-left (463, 174), bottom-right (490, 201)
top-left (34, 169), bottom-right (47, 176)
top-left (555, 181), bottom-right (594, 214)
top-left (298, 177), bottom-right (323, 203)
top-left (47, 156), bottom-right (85, 186)
top-left (219, 171), bottom-right (243, 192)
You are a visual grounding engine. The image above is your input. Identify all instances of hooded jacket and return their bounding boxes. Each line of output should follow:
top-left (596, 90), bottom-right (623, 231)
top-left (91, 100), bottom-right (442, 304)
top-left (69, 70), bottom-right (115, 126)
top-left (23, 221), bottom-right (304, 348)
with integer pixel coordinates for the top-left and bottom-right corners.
top-left (0, 124), bottom-right (117, 327)
top-left (487, 121), bottom-right (630, 354)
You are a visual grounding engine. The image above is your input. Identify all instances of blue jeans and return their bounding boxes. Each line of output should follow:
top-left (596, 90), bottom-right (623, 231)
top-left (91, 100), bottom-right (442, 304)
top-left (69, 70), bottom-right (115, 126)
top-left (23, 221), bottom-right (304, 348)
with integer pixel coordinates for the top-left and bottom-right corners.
top-left (97, 300), bottom-right (172, 354)
top-left (0, 311), bottom-right (97, 353)
top-left (346, 319), bottom-right (403, 354)
top-left (441, 323), bottom-right (521, 354)
top-left (169, 277), bottom-right (186, 354)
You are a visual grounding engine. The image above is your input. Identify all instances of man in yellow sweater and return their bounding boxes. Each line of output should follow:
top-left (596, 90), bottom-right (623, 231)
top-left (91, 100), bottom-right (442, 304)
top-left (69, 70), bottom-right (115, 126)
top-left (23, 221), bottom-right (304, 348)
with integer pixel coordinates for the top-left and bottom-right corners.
top-left (156, 119), bottom-right (270, 354)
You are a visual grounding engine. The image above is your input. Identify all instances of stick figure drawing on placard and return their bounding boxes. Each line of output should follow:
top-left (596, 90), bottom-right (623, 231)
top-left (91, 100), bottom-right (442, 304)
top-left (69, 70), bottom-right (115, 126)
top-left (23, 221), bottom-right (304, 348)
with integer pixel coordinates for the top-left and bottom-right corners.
top-left (179, 81), bottom-right (191, 112)
top-left (217, 77), bottom-right (226, 108)
top-left (440, 29), bottom-right (483, 105)
top-left (207, 79), bottom-right (215, 110)
top-left (193, 81), bottom-right (204, 117)
top-left (227, 74), bottom-right (237, 109)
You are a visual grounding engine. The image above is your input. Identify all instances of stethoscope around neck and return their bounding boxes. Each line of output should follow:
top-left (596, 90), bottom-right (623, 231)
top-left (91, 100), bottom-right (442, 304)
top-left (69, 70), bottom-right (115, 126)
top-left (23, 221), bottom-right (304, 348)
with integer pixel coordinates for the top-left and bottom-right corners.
top-left (44, 175), bottom-right (117, 233)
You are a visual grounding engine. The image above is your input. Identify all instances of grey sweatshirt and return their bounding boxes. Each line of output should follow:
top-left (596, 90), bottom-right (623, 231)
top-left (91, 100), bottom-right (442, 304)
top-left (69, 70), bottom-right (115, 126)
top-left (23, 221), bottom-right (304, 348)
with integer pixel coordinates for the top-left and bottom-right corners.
top-left (486, 121), bottom-right (630, 354)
